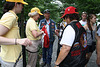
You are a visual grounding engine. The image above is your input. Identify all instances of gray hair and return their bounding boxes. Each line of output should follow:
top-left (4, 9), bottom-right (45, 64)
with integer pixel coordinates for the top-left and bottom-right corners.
top-left (28, 12), bottom-right (38, 17)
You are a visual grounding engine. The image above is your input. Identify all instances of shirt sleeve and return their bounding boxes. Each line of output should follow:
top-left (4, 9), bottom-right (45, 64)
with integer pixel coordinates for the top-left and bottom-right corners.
top-left (55, 24), bottom-right (57, 30)
top-left (60, 25), bottom-right (75, 46)
top-left (29, 21), bottom-right (38, 31)
top-left (97, 27), bottom-right (100, 36)
top-left (0, 14), bottom-right (16, 29)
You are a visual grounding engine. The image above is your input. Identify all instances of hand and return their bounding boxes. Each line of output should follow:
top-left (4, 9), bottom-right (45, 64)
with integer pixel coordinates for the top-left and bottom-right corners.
top-left (55, 62), bottom-right (59, 67)
top-left (96, 57), bottom-right (100, 67)
top-left (45, 26), bottom-right (47, 28)
top-left (17, 38), bottom-right (32, 46)
top-left (86, 53), bottom-right (92, 60)
top-left (55, 29), bottom-right (59, 36)
top-left (40, 30), bottom-right (44, 34)
top-left (55, 29), bottom-right (59, 32)
top-left (41, 31), bottom-right (44, 34)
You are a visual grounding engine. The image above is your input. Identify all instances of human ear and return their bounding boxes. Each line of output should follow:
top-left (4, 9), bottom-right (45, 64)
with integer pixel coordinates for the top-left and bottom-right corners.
top-left (15, 2), bottom-right (17, 7)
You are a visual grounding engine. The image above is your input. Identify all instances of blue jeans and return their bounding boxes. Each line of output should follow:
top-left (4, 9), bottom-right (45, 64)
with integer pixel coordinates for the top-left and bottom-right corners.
top-left (42, 41), bottom-right (53, 64)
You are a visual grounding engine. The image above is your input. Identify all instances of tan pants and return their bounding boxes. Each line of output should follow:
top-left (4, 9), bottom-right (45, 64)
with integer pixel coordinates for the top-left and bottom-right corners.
top-left (26, 52), bottom-right (37, 67)
top-left (26, 40), bottom-right (41, 67)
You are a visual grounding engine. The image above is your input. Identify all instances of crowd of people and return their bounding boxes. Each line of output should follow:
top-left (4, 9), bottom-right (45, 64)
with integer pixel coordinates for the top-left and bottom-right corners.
top-left (0, 0), bottom-right (100, 67)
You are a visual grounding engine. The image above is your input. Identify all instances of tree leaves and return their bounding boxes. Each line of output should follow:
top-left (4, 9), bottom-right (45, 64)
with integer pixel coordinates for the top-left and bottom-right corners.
top-left (60, 0), bottom-right (100, 14)
top-left (1, 0), bottom-right (100, 23)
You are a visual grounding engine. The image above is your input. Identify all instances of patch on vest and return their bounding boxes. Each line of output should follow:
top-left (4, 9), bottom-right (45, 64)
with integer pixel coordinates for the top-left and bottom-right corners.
top-left (80, 33), bottom-right (87, 48)
top-left (51, 26), bottom-right (55, 29)
top-left (76, 22), bottom-right (82, 28)
top-left (41, 22), bottom-right (45, 26)
top-left (52, 23), bottom-right (54, 25)
top-left (71, 50), bottom-right (81, 56)
top-left (73, 42), bottom-right (79, 47)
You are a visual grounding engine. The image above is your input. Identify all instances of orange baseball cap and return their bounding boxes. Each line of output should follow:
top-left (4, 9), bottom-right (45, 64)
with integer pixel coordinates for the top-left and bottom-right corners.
top-left (30, 7), bottom-right (43, 15)
top-left (61, 6), bottom-right (79, 18)
top-left (6, 0), bottom-right (28, 5)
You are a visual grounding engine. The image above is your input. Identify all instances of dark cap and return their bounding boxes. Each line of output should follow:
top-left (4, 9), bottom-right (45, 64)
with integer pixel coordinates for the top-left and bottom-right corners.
top-left (44, 9), bottom-right (50, 14)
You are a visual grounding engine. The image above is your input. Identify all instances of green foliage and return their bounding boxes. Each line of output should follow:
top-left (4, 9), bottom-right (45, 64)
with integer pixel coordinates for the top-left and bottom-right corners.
top-left (59, 0), bottom-right (100, 15)
top-left (24, 0), bottom-right (62, 23)
top-left (75, 0), bottom-right (100, 14)
top-left (0, 1), bottom-right (5, 17)
top-left (1, 0), bottom-right (100, 24)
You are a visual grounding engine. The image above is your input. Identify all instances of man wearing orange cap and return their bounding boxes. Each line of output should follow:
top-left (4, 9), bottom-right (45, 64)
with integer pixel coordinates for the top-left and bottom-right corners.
top-left (0, 0), bottom-right (32, 67)
top-left (55, 6), bottom-right (88, 67)
top-left (96, 24), bottom-right (100, 67)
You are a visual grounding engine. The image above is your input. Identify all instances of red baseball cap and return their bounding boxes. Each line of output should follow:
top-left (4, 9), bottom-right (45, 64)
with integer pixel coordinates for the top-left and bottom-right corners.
top-left (61, 6), bottom-right (79, 18)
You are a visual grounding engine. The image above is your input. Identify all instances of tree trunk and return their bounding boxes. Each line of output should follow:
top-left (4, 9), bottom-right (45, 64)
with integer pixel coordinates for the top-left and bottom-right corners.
top-left (20, 8), bottom-right (26, 67)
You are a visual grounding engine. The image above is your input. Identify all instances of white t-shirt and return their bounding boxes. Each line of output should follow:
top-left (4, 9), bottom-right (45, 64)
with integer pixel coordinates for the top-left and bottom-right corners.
top-left (79, 20), bottom-right (87, 26)
top-left (60, 25), bottom-right (75, 46)
top-left (97, 27), bottom-right (100, 36)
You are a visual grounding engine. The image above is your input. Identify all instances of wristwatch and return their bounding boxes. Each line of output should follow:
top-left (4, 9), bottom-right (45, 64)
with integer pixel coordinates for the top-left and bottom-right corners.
top-left (56, 64), bottom-right (59, 66)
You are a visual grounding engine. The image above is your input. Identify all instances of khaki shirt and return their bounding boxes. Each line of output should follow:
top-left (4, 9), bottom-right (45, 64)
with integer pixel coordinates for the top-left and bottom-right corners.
top-left (26, 18), bottom-right (40, 40)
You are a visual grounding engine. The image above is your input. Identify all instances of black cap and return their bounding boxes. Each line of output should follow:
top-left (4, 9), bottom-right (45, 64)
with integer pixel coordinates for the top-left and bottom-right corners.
top-left (44, 9), bottom-right (50, 14)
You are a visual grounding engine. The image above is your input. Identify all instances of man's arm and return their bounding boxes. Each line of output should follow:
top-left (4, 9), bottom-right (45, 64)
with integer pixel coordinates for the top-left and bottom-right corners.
top-left (0, 24), bottom-right (32, 46)
top-left (55, 29), bottom-right (60, 36)
top-left (96, 33), bottom-right (100, 66)
top-left (32, 30), bottom-right (43, 38)
top-left (55, 44), bottom-right (71, 66)
top-left (55, 25), bottom-right (75, 66)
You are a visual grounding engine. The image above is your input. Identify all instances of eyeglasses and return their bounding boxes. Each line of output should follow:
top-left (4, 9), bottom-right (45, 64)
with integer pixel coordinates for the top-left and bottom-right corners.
top-left (82, 15), bottom-right (87, 17)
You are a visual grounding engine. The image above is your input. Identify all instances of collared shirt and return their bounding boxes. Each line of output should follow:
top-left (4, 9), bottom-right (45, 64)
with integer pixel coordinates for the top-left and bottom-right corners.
top-left (0, 10), bottom-right (21, 62)
top-left (46, 20), bottom-right (50, 37)
top-left (45, 19), bottom-right (57, 38)
top-left (26, 18), bottom-right (40, 40)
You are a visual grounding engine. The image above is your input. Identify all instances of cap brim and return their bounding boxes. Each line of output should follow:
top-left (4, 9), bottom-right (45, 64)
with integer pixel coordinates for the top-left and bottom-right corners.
top-left (39, 12), bottom-right (43, 15)
top-left (21, 1), bottom-right (28, 5)
top-left (61, 13), bottom-right (66, 18)
top-left (61, 12), bottom-right (79, 18)
top-left (75, 12), bottom-right (79, 14)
